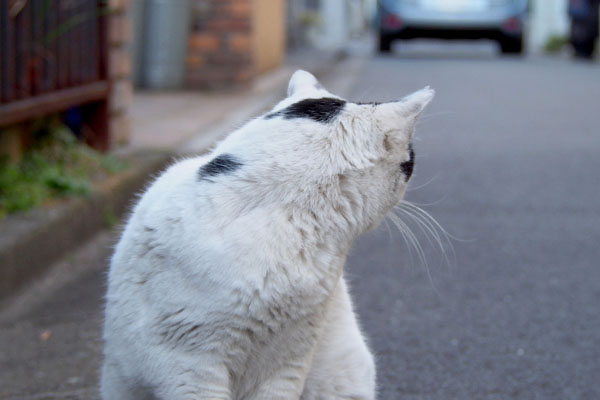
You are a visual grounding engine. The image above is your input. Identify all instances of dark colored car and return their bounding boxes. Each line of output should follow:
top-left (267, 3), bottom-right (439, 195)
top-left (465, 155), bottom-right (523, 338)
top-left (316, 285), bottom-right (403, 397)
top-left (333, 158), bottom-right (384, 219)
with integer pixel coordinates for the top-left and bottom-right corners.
top-left (569, 0), bottom-right (600, 58)
top-left (377, 0), bottom-right (529, 55)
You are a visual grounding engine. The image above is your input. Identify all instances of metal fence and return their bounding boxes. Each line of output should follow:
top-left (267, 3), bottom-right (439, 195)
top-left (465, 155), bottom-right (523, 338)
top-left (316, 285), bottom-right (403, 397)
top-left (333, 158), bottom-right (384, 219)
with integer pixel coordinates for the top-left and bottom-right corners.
top-left (0, 0), bottom-right (109, 148)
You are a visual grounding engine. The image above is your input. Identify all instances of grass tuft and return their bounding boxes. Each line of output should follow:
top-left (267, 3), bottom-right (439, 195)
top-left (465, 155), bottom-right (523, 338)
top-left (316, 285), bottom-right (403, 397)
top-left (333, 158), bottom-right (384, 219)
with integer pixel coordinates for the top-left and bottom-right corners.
top-left (544, 35), bottom-right (568, 54)
top-left (0, 119), bottom-right (128, 218)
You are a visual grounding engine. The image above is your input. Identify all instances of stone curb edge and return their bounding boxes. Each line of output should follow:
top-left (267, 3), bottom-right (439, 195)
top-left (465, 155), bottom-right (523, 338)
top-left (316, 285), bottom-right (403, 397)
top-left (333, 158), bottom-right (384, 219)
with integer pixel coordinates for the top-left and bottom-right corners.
top-left (0, 152), bottom-right (172, 300)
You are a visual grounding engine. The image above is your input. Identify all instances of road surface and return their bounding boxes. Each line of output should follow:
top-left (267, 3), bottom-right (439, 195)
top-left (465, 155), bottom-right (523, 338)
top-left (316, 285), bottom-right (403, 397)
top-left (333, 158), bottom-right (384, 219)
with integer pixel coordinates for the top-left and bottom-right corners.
top-left (1, 42), bottom-right (599, 400)
top-left (348, 42), bottom-right (600, 400)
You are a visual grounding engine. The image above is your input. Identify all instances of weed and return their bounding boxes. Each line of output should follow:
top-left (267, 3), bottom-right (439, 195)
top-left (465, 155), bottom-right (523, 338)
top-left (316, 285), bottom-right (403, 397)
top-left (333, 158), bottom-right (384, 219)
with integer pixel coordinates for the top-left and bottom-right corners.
top-left (0, 119), bottom-right (128, 218)
top-left (544, 35), bottom-right (568, 54)
top-left (103, 206), bottom-right (119, 228)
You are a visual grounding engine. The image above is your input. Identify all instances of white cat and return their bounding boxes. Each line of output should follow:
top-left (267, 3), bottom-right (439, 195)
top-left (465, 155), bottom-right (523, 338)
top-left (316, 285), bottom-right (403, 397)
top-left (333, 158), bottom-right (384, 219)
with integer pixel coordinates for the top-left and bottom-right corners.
top-left (101, 70), bottom-right (433, 400)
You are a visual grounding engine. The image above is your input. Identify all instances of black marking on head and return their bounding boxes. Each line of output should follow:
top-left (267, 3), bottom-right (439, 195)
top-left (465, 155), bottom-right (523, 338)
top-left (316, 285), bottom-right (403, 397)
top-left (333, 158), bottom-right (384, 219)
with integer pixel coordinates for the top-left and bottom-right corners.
top-left (357, 101), bottom-right (381, 106)
top-left (400, 143), bottom-right (415, 180)
top-left (199, 154), bottom-right (242, 180)
top-left (265, 98), bottom-right (346, 123)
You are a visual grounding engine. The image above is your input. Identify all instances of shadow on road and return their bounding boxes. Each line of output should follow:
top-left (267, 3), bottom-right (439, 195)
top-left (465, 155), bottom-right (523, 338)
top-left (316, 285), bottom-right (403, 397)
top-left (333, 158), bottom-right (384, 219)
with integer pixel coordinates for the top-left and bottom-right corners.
top-left (380, 39), bottom-right (509, 60)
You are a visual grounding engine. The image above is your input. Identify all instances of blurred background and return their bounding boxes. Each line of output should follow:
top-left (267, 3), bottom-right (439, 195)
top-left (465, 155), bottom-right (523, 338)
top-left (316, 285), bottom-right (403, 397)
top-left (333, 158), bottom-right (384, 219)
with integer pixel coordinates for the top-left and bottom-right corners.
top-left (1, 1), bottom-right (599, 399)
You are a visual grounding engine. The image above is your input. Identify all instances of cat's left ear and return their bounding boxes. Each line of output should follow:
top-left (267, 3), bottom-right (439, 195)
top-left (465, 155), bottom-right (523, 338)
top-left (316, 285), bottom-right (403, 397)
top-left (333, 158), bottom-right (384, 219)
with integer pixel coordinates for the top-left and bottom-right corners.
top-left (287, 70), bottom-right (322, 96)
top-left (374, 87), bottom-right (435, 133)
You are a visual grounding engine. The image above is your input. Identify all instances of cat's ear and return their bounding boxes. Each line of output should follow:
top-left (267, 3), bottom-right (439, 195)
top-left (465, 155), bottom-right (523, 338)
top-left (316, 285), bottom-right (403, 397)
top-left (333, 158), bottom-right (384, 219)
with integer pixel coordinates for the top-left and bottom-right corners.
top-left (374, 87), bottom-right (435, 130)
top-left (287, 70), bottom-right (322, 96)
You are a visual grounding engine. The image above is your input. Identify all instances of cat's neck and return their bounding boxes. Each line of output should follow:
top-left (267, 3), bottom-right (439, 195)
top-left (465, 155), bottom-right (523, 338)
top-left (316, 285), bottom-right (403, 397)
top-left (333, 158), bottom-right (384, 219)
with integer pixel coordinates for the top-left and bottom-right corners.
top-left (204, 172), bottom-right (362, 269)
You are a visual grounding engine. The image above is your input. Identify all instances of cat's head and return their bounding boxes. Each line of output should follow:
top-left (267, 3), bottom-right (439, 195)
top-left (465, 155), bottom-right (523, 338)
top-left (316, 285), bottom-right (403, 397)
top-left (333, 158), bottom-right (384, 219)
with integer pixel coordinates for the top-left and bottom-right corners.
top-left (207, 70), bottom-right (433, 236)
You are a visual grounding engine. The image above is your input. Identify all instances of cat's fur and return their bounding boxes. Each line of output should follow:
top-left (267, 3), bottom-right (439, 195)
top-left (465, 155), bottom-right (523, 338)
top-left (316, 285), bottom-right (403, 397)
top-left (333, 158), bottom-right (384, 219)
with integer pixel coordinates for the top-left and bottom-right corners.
top-left (101, 70), bottom-right (433, 400)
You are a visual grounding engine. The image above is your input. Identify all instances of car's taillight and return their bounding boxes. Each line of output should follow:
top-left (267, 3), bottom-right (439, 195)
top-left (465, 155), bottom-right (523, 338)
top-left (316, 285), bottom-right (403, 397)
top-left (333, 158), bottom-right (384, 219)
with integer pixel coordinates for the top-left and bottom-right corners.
top-left (382, 14), bottom-right (404, 30)
top-left (502, 17), bottom-right (522, 32)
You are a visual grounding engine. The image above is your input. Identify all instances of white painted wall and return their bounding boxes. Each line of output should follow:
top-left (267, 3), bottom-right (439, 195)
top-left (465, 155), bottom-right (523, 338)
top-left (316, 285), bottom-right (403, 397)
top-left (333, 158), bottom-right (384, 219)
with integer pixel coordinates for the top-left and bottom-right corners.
top-left (318, 0), bottom-right (350, 50)
top-left (529, 0), bottom-right (569, 51)
top-left (313, 0), bottom-right (368, 50)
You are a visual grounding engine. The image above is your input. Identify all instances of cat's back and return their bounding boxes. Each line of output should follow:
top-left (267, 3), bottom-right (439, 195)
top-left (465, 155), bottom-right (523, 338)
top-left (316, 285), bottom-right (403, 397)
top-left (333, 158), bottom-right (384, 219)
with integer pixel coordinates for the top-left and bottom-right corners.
top-left (105, 156), bottom-right (215, 319)
top-left (127, 156), bottom-right (209, 230)
top-left (102, 153), bottom-right (320, 396)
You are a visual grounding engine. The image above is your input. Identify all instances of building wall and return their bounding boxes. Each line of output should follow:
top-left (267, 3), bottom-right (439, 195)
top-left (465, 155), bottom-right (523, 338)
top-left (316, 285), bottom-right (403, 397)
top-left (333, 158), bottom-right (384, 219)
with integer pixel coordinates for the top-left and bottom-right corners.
top-left (185, 0), bottom-right (286, 90)
top-left (186, 0), bottom-right (254, 90)
top-left (529, 0), bottom-right (569, 51)
top-left (252, 0), bottom-right (286, 74)
top-left (109, 0), bottom-right (133, 146)
top-left (286, 0), bottom-right (367, 51)
top-left (318, 0), bottom-right (350, 50)
top-left (129, 0), bottom-right (192, 89)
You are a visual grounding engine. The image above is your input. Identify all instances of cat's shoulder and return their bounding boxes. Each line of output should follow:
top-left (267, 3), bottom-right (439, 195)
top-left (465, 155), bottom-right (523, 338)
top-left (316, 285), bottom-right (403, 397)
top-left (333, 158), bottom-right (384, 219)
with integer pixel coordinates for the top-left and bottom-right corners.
top-left (133, 156), bottom-right (209, 207)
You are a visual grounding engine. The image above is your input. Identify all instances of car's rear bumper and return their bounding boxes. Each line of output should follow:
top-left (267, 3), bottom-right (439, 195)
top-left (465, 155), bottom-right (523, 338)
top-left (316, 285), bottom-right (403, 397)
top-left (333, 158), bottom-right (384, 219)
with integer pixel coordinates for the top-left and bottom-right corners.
top-left (379, 1), bottom-right (527, 38)
top-left (384, 26), bottom-right (518, 41)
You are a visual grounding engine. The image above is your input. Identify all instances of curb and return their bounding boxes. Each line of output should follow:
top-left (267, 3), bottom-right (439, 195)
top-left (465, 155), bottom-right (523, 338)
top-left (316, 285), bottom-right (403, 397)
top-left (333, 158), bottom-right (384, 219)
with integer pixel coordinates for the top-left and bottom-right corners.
top-left (0, 151), bottom-right (171, 300)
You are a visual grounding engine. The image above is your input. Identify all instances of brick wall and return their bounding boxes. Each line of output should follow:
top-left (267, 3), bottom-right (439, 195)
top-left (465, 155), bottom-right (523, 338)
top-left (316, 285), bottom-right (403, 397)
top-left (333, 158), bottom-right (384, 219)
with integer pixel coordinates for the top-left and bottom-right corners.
top-left (186, 0), bottom-right (254, 90)
top-left (252, 0), bottom-right (286, 75)
top-left (108, 0), bottom-right (133, 146)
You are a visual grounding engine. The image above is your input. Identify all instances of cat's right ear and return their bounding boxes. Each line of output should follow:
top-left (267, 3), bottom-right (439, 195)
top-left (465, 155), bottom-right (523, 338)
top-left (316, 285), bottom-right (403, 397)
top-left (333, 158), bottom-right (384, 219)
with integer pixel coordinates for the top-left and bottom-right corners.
top-left (377, 87), bottom-right (434, 120)
top-left (287, 70), bottom-right (322, 96)
top-left (374, 87), bottom-right (434, 136)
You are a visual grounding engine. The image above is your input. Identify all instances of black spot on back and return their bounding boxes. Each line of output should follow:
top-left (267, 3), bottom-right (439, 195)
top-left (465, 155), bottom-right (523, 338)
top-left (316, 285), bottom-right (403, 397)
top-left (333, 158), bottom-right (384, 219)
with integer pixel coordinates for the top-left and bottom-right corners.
top-left (199, 154), bottom-right (242, 180)
top-left (265, 97), bottom-right (346, 123)
top-left (400, 143), bottom-right (415, 180)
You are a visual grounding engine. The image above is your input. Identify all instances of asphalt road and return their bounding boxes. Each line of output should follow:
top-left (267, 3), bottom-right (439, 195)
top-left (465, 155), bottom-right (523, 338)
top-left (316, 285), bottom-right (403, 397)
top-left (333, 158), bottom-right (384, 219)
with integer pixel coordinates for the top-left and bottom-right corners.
top-left (346, 43), bottom-right (600, 400)
top-left (1, 43), bottom-right (599, 400)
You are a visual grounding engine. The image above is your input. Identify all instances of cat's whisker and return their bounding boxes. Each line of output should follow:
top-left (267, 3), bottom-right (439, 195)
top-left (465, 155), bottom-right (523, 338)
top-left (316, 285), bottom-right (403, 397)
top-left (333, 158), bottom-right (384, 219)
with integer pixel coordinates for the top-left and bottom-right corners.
top-left (388, 213), bottom-right (428, 272)
top-left (396, 205), bottom-right (453, 272)
top-left (397, 201), bottom-right (458, 271)
top-left (397, 207), bottom-right (444, 254)
top-left (398, 203), bottom-right (450, 256)
top-left (382, 218), bottom-right (394, 244)
top-left (401, 201), bottom-right (466, 242)
top-left (406, 173), bottom-right (440, 192)
top-left (397, 208), bottom-right (450, 275)
top-left (399, 194), bottom-right (448, 207)
top-left (384, 213), bottom-right (417, 270)
top-left (399, 205), bottom-right (447, 252)
top-left (389, 212), bottom-right (441, 295)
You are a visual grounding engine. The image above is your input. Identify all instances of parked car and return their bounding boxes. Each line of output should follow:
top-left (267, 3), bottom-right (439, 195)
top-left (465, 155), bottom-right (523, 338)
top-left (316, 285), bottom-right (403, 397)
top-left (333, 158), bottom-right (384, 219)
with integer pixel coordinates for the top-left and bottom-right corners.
top-left (377, 0), bottom-right (529, 55)
top-left (568, 0), bottom-right (599, 59)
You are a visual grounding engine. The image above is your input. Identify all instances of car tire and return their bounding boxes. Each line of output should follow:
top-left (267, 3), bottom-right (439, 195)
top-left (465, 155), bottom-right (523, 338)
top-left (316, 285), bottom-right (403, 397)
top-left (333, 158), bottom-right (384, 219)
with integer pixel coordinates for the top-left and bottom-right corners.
top-left (499, 35), bottom-right (524, 55)
top-left (573, 39), bottom-right (596, 59)
top-left (379, 34), bottom-right (392, 53)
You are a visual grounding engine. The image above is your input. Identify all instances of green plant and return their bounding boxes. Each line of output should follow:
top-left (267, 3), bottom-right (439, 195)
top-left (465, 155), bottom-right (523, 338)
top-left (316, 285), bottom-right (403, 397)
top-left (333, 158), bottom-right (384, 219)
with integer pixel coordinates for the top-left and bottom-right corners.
top-left (299, 11), bottom-right (321, 27)
top-left (0, 160), bottom-right (49, 217)
top-left (100, 154), bottom-right (129, 174)
top-left (0, 119), bottom-right (128, 218)
top-left (103, 206), bottom-right (119, 228)
top-left (544, 35), bottom-right (568, 54)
